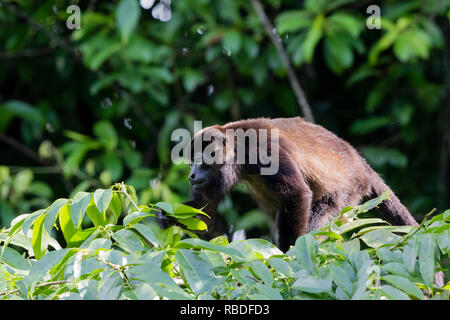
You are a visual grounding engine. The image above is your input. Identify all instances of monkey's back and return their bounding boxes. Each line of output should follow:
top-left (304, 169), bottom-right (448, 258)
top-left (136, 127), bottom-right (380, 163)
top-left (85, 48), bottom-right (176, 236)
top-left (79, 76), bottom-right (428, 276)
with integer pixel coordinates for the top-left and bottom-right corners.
top-left (222, 117), bottom-right (374, 200)
top-left (269, 117), bottom-right (374, 200)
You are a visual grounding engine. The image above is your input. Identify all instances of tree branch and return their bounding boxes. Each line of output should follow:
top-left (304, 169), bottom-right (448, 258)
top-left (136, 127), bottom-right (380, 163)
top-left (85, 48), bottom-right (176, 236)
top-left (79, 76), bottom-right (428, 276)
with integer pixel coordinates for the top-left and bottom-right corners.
top-left (249, 0), bottom-right (315, 123)
top-left (0, 47), bottom-right (52, 59)
top-left (0, 133), bottom-right (51, 166)
top-left (0, 280), bottom-right (73, 297)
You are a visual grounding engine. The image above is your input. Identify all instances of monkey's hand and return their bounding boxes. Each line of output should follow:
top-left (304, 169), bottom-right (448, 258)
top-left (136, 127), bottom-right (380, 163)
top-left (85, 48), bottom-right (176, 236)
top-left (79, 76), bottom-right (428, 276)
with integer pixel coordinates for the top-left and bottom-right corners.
top-left (155, 210), bottom-right (178, 229)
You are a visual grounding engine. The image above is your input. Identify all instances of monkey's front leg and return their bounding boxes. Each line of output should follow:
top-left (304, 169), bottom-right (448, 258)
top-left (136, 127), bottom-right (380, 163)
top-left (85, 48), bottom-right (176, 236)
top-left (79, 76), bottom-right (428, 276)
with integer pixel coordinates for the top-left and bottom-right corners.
top-left (275, 179), bottom-right (312, 252)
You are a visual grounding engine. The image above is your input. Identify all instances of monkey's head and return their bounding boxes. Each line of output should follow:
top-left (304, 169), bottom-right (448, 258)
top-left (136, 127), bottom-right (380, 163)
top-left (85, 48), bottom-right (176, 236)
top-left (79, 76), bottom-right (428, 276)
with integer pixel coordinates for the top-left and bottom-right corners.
top-left (188, 126), bottom-right (238, 200)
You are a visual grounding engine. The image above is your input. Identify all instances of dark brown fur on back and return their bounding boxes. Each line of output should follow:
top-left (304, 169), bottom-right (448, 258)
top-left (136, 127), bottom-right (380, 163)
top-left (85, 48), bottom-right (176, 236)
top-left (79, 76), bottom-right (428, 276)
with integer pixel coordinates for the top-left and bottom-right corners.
top-left (165, 117), bottom-right (445, 285)
top-left (195, 117), bottom-right (418, 246)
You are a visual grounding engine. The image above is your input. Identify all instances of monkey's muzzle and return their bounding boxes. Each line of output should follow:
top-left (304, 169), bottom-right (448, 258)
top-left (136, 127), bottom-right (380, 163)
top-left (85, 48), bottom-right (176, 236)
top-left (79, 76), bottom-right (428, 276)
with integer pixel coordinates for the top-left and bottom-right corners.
top-left (190, 178), bottom-right (208, 191)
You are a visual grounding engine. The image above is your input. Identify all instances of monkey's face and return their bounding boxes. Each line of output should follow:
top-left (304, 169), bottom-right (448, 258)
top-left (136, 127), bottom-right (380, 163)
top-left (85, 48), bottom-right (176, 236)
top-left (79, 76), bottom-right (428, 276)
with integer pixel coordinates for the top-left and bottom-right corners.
top-left (188, 151), bottom-right (224, 198)
top-left (188, 128), bottom-right (238, 199)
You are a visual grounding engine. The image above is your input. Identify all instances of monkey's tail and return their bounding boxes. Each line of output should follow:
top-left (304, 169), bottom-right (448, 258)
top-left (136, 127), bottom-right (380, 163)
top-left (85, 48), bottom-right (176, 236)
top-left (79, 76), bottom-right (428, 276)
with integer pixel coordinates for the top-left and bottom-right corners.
top-left (370, 173), bottom-right (418, 227)
top-left (371, 173), bottom-right (446, 288)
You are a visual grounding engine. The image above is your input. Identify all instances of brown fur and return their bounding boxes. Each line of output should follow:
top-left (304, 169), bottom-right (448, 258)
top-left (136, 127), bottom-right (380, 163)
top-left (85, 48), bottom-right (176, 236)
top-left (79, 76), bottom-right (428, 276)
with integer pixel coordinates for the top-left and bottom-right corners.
top-left (180, 117), bottom-right (418, 251)
top-left (156, 116), bottom-right (445, 286)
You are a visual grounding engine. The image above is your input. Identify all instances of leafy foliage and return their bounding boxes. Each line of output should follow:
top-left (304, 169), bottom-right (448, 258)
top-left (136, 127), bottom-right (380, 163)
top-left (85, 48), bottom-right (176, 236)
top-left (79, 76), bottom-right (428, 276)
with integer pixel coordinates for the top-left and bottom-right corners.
top-left (0, 187), bottom-right (448, 300)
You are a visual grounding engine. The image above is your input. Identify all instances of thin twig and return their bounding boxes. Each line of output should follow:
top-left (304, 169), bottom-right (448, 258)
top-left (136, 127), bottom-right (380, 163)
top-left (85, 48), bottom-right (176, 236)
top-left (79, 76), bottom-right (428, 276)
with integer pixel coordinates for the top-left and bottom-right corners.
top-left (249, 0), bottom-right (315, 123)
top-left (0, 133), bottom-right (51, 166)
top-left (389, 208), bottom-right (436, 251)
top-left (119, 182), bottom-right (141, 212)
top-left (0, 280), bottom-right (73, 297)
top-left (0, 47), bottom-right (52, 59)
top-left (96, 255), bottom-right (132, 289)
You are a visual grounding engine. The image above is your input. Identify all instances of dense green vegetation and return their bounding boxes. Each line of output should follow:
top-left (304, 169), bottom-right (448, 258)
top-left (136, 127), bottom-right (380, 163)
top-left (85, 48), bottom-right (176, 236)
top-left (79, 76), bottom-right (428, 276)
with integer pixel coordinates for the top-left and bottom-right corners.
top-left (0, 188), bottom-right (448, 300)
top-left (0, 0), bottom-right (449, 300)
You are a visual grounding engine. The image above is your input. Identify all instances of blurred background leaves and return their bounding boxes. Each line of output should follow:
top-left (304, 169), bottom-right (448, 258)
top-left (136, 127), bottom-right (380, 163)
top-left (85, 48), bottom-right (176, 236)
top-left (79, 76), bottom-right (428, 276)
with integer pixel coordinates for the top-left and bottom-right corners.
top-left (0, 0), bottom-right (449, 242)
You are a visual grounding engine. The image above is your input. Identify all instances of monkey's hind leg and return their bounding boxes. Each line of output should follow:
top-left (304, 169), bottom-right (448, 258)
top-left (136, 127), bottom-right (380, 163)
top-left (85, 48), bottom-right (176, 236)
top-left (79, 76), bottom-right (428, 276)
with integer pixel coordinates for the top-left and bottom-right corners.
top-left (307, 195), bottom-right (338, 232)
top-left (273, 177), bottom-right (313, 252)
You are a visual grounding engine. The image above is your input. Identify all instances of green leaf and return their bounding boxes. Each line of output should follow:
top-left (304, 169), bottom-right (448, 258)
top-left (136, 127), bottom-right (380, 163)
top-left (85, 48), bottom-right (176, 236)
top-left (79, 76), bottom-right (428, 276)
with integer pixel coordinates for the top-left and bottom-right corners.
top-left (86, 198), bottom-right (107, 227)
top-left (229, 239), bottom-right (282, 260)
top-left (378, 285), bottom-right (410, 300)
top-left (313, 229), bottom-right (344, 240)
top-left (24, 249), bottom-right (70, 294)
top-left (355, 191), bottom-right (391, 212)
top-left (87, 41), bottom-right (122, 70)
top-left (175, 238), bottom-right (244, 260)
top-left (330, 263), bottom-right (354, 296)
top-left (70, 192), bottom-right (92, 228)
top-left (177, 217), bottom-right (208, 231)
top-left (249, 260), bottom-right (273, 286)
top-left (402, 238), bottom-right (419, 274)
top-left (294, 234), bottom-right (317, 274)
top-left (393, 29), bottom-right (431, 62)
top-left (101, 153), bottom-right (123, 182)
top-left (112, 229), bottom-right (145, 253)
top-left (268, 257), bottom-right (294, 277)
top-left (116, 0), bottom-right (141, 43)
top-left (172, 203), bottom-right (209, 218)
top-left (361, 147), bottom-right (408, 168)
top-left (381, 275), bottom-right (424, 299)
top-left (337, 218), bottom-right (387, 235)
top-left (303, 14), bottom-right (324, 62)
top-left (93, 121), bottom-right (118, 150)
top-left (22, 209), bottom-right (46, 235)
top-left (26, 181), bottom-right (53, 198)
top-left (292, 273), bottom-right (332, 294)
top-left (154, 202), bottom-right (173, 214)
top-left (236, 209), bottom-right (269, 230)
top-left (140, 67), bottom-right (173, 83)
top-left (69, 228), bottom-right (97, 247)
top-left (275, 10), bottom-right (312, 34)
top-left (131, 264), bottom-right (192, 299)
top-left (109, 192), bottom-right (122, 224)
top-left (6, 215), bottom-right (27, 242)
top-left (349, 117), bottom-right (391, 135)
top-left (418, 236), bottom-right (435, 287)
top-left (251, 283), bottom-right (283, 300)
top-left (175, 249), bottom-right (220, 294)
top-left (123, 210), bottom-right (155, 227)
top-left (1, 100), bottom-right (44, 130)
top-left (352, 225), bottom-right (413, 238)
top-left (58, 203), bottom-right (77, 243)
top-left (328, 12), bottom-right (362, 38)
top-left (0, 245), bottom-right (30, 271)
top-left (93, 189), bottom-right (113, 217)
top-left (222, 30), bottom-right (242, 55)
top-left (383, 262), bottom-right (410, 278)
top-left (181, 68), bottom-right (205, 93)
top-left (132, 223), bottom-right (160, 248)
top-left (32, 212), bottom-right (50, 259)
top-left (360, 229), bottom-right (401, 249)
top-left (323, 35), bottom-right (354, 74)
top-left (13, 170), bottom-right (33, 195)
top-left (44, 199), bottom-right (68, 234)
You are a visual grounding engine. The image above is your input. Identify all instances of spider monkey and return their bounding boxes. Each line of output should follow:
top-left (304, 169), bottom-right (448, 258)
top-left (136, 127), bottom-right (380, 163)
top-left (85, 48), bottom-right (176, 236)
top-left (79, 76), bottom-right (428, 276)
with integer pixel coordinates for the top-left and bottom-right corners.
top-left (158, 117), bottom-right (419, 248)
